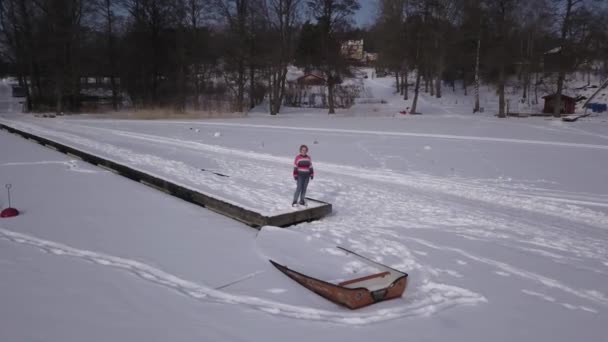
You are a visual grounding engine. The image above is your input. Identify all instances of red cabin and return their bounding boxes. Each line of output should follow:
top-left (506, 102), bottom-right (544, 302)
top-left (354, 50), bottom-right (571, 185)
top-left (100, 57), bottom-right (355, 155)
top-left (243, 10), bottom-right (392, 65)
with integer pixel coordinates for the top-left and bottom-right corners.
top-left (542, 94), bottom-right (576, 114)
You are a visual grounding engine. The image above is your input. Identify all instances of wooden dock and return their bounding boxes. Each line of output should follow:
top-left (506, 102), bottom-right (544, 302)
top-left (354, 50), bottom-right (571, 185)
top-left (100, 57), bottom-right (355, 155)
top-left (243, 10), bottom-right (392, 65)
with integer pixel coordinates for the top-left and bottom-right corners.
top-left (0, 123), bottom-right (332, 228)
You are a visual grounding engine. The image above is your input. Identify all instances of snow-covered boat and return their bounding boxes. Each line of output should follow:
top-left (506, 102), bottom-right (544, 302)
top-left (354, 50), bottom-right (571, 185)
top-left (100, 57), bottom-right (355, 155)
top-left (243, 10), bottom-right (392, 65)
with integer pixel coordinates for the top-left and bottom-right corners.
top-left (269, 248), bottom-right (408, 310)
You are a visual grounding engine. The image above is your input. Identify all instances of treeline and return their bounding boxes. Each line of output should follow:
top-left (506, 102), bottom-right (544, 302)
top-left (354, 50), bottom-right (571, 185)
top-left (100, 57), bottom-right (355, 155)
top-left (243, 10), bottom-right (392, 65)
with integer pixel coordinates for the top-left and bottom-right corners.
top-left (0, 0), bottom-right (362, 114)
top-left (0, 0), bottom-right (606, 116)
top-left (372, 0), bottom-right (608, 116)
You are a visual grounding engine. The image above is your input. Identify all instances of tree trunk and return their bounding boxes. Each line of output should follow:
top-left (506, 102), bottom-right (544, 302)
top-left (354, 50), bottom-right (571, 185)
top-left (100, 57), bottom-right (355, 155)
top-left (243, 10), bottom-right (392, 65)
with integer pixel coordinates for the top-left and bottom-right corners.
top-left (410, 68), bottom-right (422, 114)
top-left (249, 64), bottom-right (255, 109)
top-left (20, 75), bottom-right (33, 112)
top-left (55, 69), bottom-right (63, 115)
top-left (553, 72), bottom-right (565, 117)
top-left (497, 0), bottom-right (507, 118)
top-left (327, 76), bottom-right (335, 114)
top-left (176, 25), bottom-right (186, 113)
top-left (269, 64), bottom-right (288, 115)
top-left (522, 34), bottom-right (532, 104)
top-left (277, 66), bottom-right (288, 113)
top-left (190, 0), bottom-right (200, 111)
top-left (269, 69), bottom-right (278, 115)
top-left (395, 72), bottom-right (400, 93)
top-left (498, 63), bottom-right (506, 118)
top-left (435, 76), bottom-right (441, 98)
top-left (534, 72), bottom-right (539, 105)
top-left (269, 71), bottom-right (276, 115)
top-left (436, 55), bottom-right (443, 98)
top-left (104, 0), bottom-right (119, 111)
top-left (7, 3), bottom-right (32, 112)
top-left (522, 70), bottom-right (529, 103)
top-left (403, 67), bottom-right (408, 100)
top-left (17, 0), bottom-right (42, 107)
top-left (410, 15), bottom-right (424, 114)
top-left (236, 59), bottom-right (245, 111)
top-left (554, 0), bottom-right (574, 117)
top-left (52, 3), bottom-right (68, 115)
top-left (473, 35), bottom-right (481, 113)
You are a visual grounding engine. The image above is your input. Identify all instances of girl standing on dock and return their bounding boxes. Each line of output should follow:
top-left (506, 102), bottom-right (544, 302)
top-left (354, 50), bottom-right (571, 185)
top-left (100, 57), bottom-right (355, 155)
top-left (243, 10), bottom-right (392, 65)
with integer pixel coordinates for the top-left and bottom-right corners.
top-left (293, 145), bottom-right (314, 206)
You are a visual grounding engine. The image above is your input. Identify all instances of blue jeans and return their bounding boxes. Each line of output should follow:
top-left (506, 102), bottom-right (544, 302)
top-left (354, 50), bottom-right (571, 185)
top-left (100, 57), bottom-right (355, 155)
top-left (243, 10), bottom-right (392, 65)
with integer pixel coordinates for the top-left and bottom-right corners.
top-left (293, 174), bottom-right (310, 203)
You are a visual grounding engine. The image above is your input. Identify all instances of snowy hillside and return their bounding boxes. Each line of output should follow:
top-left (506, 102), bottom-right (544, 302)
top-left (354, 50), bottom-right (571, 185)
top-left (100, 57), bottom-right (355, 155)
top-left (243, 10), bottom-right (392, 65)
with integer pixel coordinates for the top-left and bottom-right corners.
top-left (342, 70), bottom-right (608, 117)
top-left (1, 78), bottom-right (608, 342)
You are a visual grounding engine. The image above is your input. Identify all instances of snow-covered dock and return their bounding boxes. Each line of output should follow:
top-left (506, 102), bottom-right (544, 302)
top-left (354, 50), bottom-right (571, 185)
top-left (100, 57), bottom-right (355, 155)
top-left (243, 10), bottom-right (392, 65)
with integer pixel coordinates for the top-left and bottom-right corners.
top-left (0, 123), bottom-right (332, 228)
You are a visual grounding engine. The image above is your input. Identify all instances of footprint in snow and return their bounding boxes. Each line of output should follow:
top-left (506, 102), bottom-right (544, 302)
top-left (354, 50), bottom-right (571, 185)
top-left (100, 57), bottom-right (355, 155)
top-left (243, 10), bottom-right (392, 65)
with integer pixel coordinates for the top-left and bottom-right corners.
top-left (266, 288), bottom-right (287, 294)
top-left (559, 302), bottom-right (598, 313)
top-left (66, 160), bottom-right (98, 174)
top-left (578, 306), bottom-right (598, 313)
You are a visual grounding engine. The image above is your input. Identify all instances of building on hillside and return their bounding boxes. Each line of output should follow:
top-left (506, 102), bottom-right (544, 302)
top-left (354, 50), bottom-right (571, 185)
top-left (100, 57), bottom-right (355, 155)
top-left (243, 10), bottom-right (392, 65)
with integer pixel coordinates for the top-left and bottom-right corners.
top-left (284, 71), bottom-right (361, 109)
top-left (340, 40), bottom-right (377, 65)
top-left (542, 94), bottom-right (576, 114)
top-left (285, 72), bottom-right (330, 108)
top-left (364, 52), bottom-right (378, 63)
top-left (11, 85), bottom-right (26, 97)
top-left (341, 40), bottom-right (364, 61)
top-left (296, 72), bottom-right (327, 86)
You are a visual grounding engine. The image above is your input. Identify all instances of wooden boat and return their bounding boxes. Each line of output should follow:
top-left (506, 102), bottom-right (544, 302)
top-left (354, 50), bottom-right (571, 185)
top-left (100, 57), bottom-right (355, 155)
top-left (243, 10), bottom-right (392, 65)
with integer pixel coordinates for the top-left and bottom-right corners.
top-left (269, 247), bottom-right (408, 310)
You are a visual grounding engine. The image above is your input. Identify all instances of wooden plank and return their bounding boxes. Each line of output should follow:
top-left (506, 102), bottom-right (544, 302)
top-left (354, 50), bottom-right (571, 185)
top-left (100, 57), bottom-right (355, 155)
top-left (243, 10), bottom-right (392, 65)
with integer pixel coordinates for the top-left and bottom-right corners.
top-left (338, 271), bottom-right (391, 287)
top-left (0, 123), bottom-right (332, 228)
top-left (66, 152), bottom-right (83, 160)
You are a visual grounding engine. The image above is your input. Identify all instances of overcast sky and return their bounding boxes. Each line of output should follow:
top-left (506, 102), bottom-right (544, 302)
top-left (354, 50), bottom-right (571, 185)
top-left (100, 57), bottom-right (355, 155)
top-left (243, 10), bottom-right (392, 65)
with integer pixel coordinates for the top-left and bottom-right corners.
top-left (353, 0), bottom-right (377, 27)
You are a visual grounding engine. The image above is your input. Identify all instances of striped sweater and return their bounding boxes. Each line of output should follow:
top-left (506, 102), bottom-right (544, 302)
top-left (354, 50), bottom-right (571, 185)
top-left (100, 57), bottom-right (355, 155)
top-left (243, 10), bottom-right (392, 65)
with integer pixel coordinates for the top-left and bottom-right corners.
top-left (293, 154), bottom-right (314, 178)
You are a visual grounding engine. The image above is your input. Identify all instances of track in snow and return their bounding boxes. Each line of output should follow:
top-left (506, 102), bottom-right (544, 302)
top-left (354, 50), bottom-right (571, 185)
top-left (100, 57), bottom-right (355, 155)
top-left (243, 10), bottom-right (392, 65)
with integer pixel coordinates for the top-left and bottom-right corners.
top-left (0, 227), bottom-right (485, 325)
top-left (2, 118), bottom-right (608, 319)
top-left (69, 119), bottom-right (608, 150)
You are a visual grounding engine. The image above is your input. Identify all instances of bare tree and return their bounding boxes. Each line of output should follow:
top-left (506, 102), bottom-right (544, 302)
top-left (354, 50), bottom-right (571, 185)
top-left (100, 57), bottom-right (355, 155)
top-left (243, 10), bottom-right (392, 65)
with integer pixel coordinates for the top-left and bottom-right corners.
top-left (186, 0), bottom-right (214, 111)
top-left (376, 0), bottom-right (407, 95)
top-left (306, 0), bottom-right (360, 114)
top-left (465, 0), bottom-right (483, 112)
top-left (432, 0), bottom-right (460, 99)
top-left (473, 25), bottom-right (481, 112)
top-left (38, 0), bottom-right (86, 114)
top-left (0, 0), bottom-right (32, 110)
top-left (409, 28), bottom-right (422, 114)
top-left (215, 0), bottom-right (252, 111)
top-left (265, 0), bottom-right (301, 114)
top-left (483, 0), bottom-right (523, 118)
top-left (0, 0), bottom-right (55, 111)
top-left (95, 0), bottom-right (119, 110)
top-left (408, 1), bottom-right (429, 114)
top-left (552, 0), bottom-right (582, 117)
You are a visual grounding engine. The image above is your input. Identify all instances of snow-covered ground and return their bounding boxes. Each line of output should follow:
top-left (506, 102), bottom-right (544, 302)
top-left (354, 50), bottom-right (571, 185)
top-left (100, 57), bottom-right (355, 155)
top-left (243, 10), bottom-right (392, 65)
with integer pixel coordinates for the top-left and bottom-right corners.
top-left (1, 77), bottom-right (608, 341)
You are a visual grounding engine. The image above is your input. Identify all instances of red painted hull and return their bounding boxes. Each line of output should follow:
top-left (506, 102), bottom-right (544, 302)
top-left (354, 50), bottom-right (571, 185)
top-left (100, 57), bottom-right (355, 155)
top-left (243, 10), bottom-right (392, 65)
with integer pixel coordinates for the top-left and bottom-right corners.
top-left (269, 260), bottom-right (408, 310)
